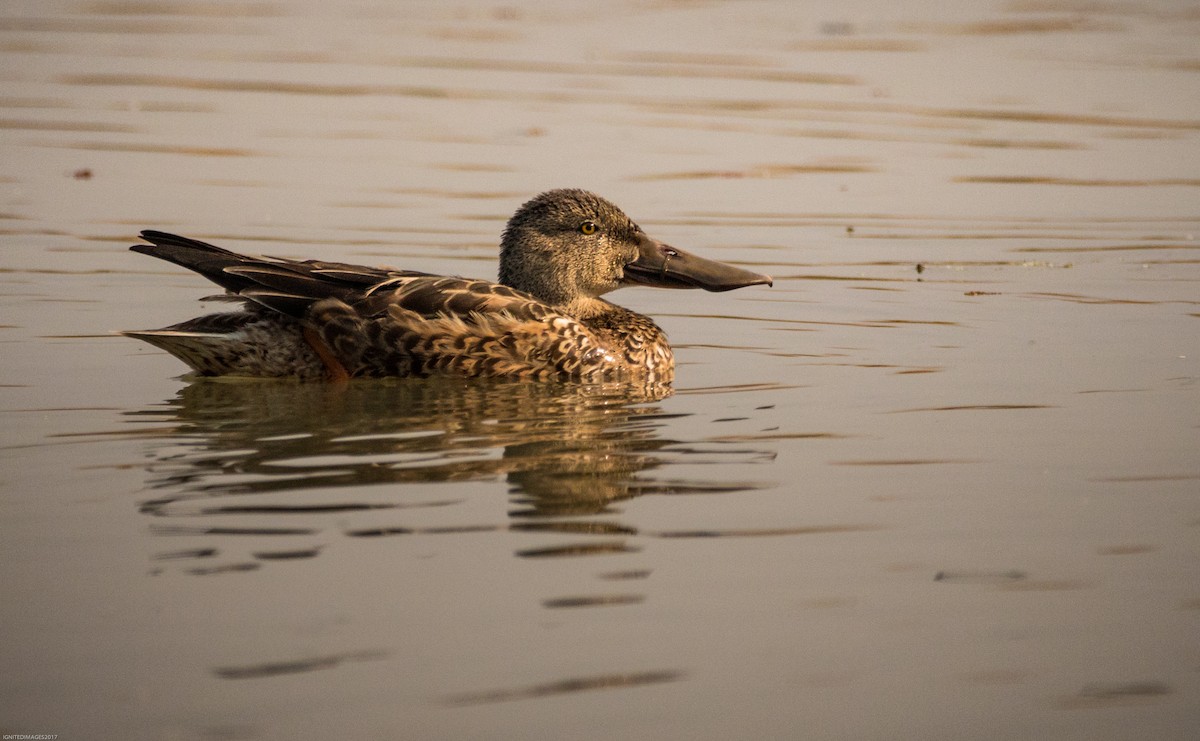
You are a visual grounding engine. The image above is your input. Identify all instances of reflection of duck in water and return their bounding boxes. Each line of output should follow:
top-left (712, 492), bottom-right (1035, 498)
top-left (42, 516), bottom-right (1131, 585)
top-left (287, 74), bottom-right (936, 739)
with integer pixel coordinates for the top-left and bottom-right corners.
top-left (124, 189), bottom-right (771, 382)
top-left (136, 378), bottom-right (705, 516)
top-left (136, 379), bottom-right (772, 577)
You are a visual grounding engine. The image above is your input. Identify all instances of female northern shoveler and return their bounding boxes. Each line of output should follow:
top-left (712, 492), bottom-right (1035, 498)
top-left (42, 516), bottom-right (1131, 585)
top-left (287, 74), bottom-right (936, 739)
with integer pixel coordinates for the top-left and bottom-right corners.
top-left (124, 189), bottom-right (772, 382)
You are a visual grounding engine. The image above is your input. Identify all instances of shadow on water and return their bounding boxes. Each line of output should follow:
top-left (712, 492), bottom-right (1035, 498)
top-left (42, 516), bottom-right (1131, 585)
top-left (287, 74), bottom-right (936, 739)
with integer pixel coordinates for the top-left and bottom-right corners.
top-left (125, 376), bottom-right (776, 571)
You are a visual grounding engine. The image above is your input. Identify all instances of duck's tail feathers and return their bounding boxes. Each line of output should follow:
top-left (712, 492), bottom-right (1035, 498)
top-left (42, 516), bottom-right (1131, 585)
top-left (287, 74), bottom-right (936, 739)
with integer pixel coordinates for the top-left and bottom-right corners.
top-left (130, 231), bottom-right (384, 318)
top-left (121, 328), bottom-right (240, 376)
top-left (131, 230), bottom-right (271, 296)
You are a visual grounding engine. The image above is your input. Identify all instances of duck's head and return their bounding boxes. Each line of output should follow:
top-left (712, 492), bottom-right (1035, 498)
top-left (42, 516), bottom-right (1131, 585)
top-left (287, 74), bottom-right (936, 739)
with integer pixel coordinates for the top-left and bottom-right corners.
top-left (499, 189), bottom-right (772, 311)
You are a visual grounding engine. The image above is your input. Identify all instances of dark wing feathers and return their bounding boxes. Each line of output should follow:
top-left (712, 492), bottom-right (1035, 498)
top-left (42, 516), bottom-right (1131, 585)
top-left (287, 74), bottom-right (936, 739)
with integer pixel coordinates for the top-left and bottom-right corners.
top-left (222, 265), bottom-right (354, 302)
top-left (239, 289), bottom-right (323, 317)
top-left (381, 276), bottom-right (554, 322)
top-left (133, 230), bottom-right (546, 323)
top-left (310, 267), bottom-right (423, 285)
top-left (138, 230), bottom-right (240, 256)
top-left (133, 230), bottom-right (260, 295)
top-left (132, 230), bottom-right (419, 318)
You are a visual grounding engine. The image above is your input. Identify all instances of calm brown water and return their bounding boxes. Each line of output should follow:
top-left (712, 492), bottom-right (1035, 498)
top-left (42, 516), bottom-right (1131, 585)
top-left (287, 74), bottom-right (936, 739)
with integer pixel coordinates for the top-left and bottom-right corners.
top-left (2, 1), bottom-right (1199, 739)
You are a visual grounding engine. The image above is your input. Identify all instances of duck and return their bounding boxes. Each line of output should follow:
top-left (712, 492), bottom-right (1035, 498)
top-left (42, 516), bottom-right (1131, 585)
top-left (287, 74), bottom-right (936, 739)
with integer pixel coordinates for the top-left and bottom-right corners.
top-left (124, 189), bottom-right (772, 382)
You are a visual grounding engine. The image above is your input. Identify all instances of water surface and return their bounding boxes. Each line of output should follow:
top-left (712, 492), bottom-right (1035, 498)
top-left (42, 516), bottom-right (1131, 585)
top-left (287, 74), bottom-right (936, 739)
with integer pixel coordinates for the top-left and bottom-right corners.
top-left (2, 1), bottom-right (1198, 739)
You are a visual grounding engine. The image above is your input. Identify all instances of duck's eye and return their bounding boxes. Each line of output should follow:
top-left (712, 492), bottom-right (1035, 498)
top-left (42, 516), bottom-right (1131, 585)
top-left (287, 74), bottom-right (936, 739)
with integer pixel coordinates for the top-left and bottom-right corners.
top-left (579, 221), bottom-right (598, 235)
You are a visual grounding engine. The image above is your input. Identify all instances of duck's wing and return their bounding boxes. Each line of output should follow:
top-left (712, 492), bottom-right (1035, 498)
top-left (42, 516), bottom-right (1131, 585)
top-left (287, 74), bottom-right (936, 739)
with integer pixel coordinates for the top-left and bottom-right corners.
top-left (132, 230), bottom-right (431, 316)
top-left (309, 275), bottom-right (625, 379)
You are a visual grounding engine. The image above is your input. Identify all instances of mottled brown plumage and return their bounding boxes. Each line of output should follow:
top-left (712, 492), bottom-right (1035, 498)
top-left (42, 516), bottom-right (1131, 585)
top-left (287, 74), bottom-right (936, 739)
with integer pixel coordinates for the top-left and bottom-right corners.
top-left (124, 189), bottom-right (771, 382)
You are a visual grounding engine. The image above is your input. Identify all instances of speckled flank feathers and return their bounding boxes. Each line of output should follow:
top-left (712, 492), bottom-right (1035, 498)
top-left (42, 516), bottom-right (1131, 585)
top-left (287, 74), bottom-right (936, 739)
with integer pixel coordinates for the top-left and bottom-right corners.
top-left (124, 190), bottom-right (771, 382)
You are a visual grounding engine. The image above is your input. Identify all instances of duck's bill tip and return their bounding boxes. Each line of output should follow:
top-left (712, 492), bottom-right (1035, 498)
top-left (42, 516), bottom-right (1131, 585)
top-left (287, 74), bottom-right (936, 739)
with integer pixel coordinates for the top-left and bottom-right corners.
top-left (704, 271), bottom-right (773, 292)
top-left (624, 236), bottom-right (773, 292)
